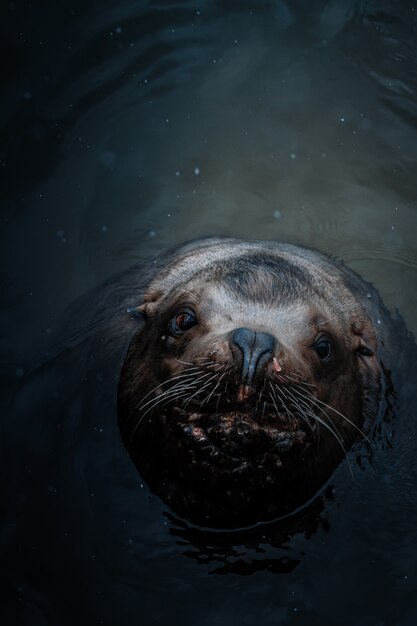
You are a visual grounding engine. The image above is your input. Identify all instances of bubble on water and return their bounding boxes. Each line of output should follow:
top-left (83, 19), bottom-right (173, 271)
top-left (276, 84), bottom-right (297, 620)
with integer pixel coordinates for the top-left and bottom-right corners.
top-left (194, 167), bottom-right (200, 175)
top-left (290, 153), bottom-right (296, 160)
top-left (273, 210), bottom-right (282, 219)
top-left (57, 230), bottom-right (64, 238)
top-left (15, 367), bottom-right (24, 377)
top-left (24, 92), bottom-right (32, 100)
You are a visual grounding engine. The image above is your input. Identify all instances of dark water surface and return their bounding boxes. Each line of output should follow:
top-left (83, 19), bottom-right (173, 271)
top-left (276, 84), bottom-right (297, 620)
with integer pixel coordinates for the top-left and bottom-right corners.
top-left (2, 1), bottom-right (417, 625)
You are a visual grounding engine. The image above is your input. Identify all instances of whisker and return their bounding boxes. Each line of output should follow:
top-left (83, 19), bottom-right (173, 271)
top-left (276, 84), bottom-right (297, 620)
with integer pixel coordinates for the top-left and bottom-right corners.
top-left (200, 368), bottom-right (228, 408)
top-left (183, 289), bottom-right (200, 304)
top-left (315, 313), bottom-right (343, 328)
top-left (283, 385), bottom-right (353, 475)
top-left (293, 386), bottom-right (369, 443)
top-left (138, 381), bottom-right (199, 417)
top-left (183, 372), bottom-right (220, 410)
top-left (174, 358), bottom-right (199, 366)
top-left (128, 388), bottom-right (193, 450)
top-left (272, 383), bottom-right (299, 430)
top-left (136, 370), bottom-right (213, 412)
top-left (278, 372), bottom-right (316, 388)
top-left (135, 366), bottom-right (204, 407)
top-left (275, 383), bottom-right (316, 436)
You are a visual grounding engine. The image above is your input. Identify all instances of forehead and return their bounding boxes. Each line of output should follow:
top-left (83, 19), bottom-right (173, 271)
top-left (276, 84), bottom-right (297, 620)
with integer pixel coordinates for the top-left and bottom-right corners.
top-left (202, 283), bottom-right (320, 340)
top-left (173, 252), bottom-right (316, 303)
top-left (150, 245), bottom-right (356, 329)
top-left (150, 246), bottom-right (312, 299)
top-left (202, 285), bottom-right (344, 343)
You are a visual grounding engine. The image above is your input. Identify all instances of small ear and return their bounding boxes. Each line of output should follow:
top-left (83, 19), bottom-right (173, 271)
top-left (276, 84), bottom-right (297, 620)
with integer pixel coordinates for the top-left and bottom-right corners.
top-left (126, 289), bottom-right (163, 321)
top-left (126, 300), bottom-right (159, 320)
top-left (352, 322), bottom-right (375, 357)
top-left (356, 338), bottom-right (374, 357)
top-left (126, 306), bottom-right (146, 320)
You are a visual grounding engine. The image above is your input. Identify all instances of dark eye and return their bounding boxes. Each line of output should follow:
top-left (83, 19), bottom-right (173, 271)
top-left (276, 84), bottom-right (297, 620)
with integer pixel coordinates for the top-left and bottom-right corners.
top-left (170, 308), bottom-right (197, 335)
top-left (314, 338), bottom-right (333, 362)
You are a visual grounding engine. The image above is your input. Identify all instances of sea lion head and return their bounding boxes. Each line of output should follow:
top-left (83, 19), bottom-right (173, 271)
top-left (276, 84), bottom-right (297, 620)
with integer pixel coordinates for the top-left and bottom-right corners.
top-left (118, 239), bottom-right (380, 528)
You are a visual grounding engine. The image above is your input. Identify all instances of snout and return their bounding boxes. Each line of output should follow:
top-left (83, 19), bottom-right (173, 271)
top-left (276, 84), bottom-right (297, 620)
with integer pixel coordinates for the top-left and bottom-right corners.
top-left (230, 327), bottom-right (277, 397)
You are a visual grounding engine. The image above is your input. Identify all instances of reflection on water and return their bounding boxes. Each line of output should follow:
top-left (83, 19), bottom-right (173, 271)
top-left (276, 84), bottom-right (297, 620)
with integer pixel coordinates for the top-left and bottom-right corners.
top-left (2, 1), bottom-right (417, 625)
top-left (165, 496), bottom-right (326, 575)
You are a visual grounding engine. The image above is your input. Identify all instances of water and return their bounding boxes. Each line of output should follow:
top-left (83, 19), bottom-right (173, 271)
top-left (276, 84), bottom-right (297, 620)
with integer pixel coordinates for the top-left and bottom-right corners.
top-left (2, 1), bottom-right (417, 625)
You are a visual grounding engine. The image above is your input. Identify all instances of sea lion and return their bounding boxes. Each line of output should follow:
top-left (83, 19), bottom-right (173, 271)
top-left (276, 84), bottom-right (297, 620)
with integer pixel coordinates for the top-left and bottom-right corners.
top-left (117, 237), bottom-right (394, 529)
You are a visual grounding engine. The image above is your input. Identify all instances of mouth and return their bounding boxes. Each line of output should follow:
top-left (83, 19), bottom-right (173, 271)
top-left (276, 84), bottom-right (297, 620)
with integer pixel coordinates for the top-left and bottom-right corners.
top-left (167, 406), bottom-right (312, 476)
top-left (129, 401), bottom-right (321, 528)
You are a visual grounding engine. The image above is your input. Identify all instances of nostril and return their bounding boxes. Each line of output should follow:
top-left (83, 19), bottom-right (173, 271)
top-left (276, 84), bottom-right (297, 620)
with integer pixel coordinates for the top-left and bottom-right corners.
top-left (231, 327), bottom-right (256, 355)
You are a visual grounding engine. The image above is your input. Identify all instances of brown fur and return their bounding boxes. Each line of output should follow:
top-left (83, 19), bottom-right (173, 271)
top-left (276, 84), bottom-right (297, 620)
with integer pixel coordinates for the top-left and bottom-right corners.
top-left (118, 238), bottom-right (387, 528)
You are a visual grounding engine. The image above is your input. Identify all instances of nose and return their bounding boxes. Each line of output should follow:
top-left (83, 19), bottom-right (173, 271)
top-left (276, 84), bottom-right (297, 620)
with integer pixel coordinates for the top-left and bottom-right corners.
top-left (231, 327), bottom-right (277, 390)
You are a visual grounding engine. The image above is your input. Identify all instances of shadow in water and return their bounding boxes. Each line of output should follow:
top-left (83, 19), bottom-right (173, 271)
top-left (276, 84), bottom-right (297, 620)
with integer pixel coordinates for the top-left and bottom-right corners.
top-left (166, 493), bottom-right (330, 575)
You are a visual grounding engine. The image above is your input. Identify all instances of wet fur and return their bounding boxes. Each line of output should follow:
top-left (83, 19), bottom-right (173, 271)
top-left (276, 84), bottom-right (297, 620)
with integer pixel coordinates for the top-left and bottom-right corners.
top-left (117, 238), bottom-right (390, 528)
